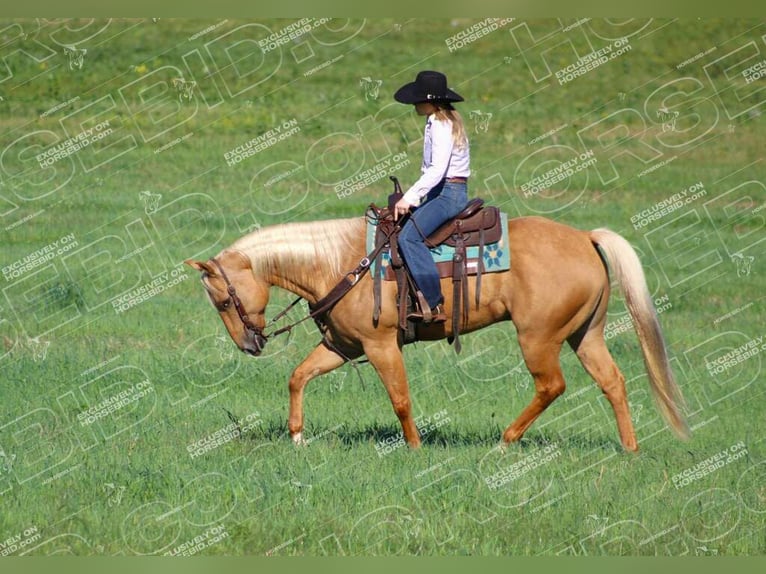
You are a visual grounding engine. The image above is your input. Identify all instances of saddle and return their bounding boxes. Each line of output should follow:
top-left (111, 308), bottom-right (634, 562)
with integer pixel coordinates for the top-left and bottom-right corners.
top-left (368, 178), bottom-right (503, 353)
top-left (425, 198), bottom-right (501, 249)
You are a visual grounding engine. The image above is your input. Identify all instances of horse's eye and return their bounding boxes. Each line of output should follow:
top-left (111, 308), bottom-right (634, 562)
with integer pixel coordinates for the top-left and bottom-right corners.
top-left (219, 299), bottom-right (231, 311)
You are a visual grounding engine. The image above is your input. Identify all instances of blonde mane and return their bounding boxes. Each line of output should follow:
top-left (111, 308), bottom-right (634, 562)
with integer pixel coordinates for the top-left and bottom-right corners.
top-left (227, 217), bottom-right (366, 283)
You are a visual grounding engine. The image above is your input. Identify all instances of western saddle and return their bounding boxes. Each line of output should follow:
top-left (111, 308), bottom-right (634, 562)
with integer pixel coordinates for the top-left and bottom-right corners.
top-left (368, 177), bottom-right (502, 353)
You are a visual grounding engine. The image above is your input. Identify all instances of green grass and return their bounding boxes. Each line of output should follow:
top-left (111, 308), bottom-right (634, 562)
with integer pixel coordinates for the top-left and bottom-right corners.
top-left (0, 18), bottom-right (764, 556)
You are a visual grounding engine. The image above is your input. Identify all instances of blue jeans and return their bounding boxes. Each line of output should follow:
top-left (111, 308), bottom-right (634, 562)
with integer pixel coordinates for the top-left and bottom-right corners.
top-left (398, 181), bottom-right (468, 309)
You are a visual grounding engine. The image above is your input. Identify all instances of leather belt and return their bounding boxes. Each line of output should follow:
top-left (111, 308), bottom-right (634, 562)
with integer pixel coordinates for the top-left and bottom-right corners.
top-left (445, 177), bottom-right (468, 184)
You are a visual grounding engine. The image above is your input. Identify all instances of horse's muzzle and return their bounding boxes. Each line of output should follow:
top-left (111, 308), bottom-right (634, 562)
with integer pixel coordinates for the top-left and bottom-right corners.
top-left (243, 332), bottom-right (268, 356)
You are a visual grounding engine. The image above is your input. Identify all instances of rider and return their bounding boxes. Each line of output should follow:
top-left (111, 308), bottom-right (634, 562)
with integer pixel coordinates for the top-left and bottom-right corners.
top-left (393, 70), bottom-right (470, 323)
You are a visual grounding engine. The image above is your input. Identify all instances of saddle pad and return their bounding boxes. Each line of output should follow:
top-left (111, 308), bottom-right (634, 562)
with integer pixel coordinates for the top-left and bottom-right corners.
top-left (366, 212), bottom-right (510, 281)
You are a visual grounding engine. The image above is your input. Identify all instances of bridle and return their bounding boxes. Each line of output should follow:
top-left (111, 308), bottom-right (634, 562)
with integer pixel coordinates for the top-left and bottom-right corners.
top-left (209, 258), bottom-right (270, 354)
top-left (207, 248), bottom-right (377, 355)
top-left (208, 253), bottom-right (368, 356)
top-left (206, 197), bottom-right (407, 356)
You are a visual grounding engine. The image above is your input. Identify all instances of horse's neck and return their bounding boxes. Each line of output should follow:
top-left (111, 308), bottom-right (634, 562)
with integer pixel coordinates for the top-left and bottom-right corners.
top-left (230, 217), bottom-right (366, 303)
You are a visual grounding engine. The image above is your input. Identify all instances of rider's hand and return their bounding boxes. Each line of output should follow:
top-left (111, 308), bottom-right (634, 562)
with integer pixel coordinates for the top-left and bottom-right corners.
top-left (394, 197), bottom-right (415, 221)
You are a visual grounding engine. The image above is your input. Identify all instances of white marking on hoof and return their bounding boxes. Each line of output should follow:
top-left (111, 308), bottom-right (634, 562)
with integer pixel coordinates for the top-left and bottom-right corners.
top-left (292, 432), bottom-right (307, 446)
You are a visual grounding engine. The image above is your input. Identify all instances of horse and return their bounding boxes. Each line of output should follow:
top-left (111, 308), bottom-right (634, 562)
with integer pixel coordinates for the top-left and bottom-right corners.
top-left (184, 213), bottom-right (690, 451)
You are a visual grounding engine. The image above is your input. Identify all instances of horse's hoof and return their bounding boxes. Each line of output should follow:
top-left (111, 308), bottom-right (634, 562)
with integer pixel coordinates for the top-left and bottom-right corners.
top-left (291, 432), bottom-right (307, 446)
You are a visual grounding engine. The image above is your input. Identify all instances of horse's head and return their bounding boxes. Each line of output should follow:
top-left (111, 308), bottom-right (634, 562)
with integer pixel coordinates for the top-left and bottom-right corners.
top-left (185, 250), bottom-right (270, 356)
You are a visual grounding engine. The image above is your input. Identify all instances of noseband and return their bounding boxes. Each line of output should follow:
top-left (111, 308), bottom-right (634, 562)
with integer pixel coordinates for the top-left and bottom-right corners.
top-left (210, 258), bottom-right (268, 353)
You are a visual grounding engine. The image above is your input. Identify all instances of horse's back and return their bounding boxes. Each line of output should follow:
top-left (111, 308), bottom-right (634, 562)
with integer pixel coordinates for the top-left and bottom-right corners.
top-left (507, 215), bottom-right (596, 255)
top-left (507, 215), bottom-right (605, 271)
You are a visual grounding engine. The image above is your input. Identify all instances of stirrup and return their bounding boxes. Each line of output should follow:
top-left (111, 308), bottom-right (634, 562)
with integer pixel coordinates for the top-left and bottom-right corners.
top-left (407, 292), bottom-right (447, 324)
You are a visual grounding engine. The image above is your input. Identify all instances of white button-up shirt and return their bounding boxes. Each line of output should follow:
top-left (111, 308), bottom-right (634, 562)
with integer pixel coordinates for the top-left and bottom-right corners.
top-left (402, 114), bottom-right (471, 205)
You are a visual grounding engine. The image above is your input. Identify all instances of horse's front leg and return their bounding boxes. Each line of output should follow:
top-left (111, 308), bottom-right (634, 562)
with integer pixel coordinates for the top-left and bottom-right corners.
top-left (288, 342), bottom-right (348, 445)
top-left (364, 339), bottom-right (421, 448)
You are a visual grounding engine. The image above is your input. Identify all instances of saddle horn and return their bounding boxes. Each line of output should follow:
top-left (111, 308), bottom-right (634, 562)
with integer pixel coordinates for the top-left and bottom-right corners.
top-left (388, 175), bottom-right (403, 213)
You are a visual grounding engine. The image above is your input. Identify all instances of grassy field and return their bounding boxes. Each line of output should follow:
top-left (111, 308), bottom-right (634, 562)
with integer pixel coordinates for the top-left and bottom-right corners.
top-left (0, 18), bottom-right (764, 556)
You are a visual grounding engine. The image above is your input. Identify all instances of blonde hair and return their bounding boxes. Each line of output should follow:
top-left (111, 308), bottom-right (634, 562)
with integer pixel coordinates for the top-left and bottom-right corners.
top-left (433, 103), bottom-right (468, 151)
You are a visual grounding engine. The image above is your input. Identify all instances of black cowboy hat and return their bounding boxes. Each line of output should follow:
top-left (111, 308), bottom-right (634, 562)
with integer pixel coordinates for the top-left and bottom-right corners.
top-left (394, 70), bottom-right (464, 104)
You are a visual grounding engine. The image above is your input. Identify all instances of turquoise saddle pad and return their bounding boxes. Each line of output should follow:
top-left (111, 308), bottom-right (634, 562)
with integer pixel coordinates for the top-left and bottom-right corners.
top-left (365, 211), bottom-right (510, 280)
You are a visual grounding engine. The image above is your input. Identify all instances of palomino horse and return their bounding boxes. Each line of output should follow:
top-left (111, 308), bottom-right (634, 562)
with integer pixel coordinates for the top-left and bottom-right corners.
top-left (185, 214), bottom-right (690, 451)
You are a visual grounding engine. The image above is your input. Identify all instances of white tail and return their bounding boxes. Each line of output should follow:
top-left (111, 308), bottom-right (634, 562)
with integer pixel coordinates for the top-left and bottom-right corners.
top-left (590, 228), bottom-right (690, 440)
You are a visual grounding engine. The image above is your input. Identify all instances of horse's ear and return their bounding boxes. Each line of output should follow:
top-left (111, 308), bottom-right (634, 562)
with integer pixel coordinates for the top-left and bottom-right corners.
top-left (184, 259), bottom-right (216, 275)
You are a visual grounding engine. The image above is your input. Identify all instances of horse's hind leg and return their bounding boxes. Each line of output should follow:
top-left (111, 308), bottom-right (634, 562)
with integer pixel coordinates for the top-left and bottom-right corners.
top-left (503, 336), bottom-right (566, 445)
top-left (288, 342), bottom-right (349, 445)
top-left (568, 329), bottom-right (638, 452)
